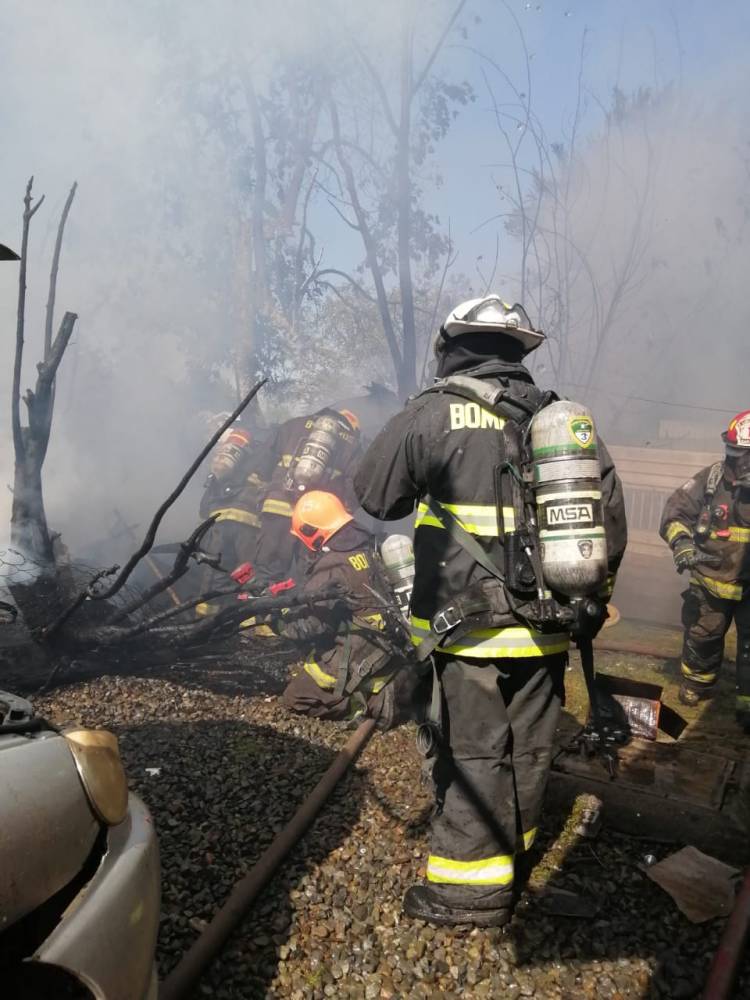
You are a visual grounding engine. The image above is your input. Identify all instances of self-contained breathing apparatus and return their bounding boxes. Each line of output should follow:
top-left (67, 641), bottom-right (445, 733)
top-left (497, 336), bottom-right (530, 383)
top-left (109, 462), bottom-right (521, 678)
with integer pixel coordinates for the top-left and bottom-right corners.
top-left (285, 409), bottom-right (359, 494)
top-left (410, 377), bottom-right (627, 769)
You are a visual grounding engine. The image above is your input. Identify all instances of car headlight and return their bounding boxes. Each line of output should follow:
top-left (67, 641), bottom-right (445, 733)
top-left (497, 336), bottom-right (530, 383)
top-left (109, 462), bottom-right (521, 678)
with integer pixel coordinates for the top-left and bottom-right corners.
top-left (63, 729), bottom-right (129, 826)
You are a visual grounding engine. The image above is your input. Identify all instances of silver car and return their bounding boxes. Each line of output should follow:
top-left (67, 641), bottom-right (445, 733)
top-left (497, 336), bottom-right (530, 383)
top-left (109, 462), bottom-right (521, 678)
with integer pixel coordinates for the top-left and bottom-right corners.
top-left (0, 689), bottom-right (160, 999)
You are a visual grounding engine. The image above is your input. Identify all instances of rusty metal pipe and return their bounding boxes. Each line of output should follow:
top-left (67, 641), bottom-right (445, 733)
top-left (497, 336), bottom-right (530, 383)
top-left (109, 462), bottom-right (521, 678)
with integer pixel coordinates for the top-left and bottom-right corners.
top-left (702, 868), bottom-right (750, 999)
top-left (160, 717), bottom-right (377, 1000)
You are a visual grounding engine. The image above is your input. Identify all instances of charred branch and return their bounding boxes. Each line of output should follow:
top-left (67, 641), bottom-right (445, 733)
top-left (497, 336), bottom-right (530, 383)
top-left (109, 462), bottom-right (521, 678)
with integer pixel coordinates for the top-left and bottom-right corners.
top-left (12, 177), bottom-right (45, 463)
top-left (44, 182), bottom-right (77, 360)
top-left (107, 516), bottom-right (218, 624)
top-left (92, 378), bottom-right (267, 602)
top-left (41, 565), bottom-right (119, 641)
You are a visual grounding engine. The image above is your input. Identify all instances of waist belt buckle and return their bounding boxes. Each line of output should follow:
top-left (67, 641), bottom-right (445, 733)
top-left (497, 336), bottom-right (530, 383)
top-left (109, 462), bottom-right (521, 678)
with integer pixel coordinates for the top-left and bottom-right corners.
top-left (432, 605), bottom-right (462, 635)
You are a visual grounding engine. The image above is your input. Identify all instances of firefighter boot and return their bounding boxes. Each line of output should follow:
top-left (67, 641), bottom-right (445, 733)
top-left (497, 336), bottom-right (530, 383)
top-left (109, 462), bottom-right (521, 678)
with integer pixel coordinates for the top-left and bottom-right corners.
top-left (403, 884), bottom-right (512, 928)
top-left (735, 635), bottom-right (750, 732)
top-left (369, 668), bottom-right (430, 731)
top-left (678, 682), bottom-right (714, 708)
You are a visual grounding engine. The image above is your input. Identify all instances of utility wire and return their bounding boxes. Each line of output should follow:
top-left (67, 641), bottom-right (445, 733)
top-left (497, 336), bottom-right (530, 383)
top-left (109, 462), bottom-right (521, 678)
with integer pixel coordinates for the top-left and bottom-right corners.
top-left (561, 382), bottom-right (736, 415)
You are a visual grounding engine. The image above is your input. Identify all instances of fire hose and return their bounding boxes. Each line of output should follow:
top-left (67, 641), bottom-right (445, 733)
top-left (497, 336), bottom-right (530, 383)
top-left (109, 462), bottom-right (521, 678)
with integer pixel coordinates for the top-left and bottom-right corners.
top-left (160, 717), bottom-right (377, 1000)
top-left (702, 868), bottom-right (750, 1000)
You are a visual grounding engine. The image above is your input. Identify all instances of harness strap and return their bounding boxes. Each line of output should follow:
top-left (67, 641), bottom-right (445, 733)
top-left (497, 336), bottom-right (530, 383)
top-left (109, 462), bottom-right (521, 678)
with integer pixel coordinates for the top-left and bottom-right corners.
top-left (419, 375), bottom-right (539, 424)
top-left (706, 461), bottom-right (724, 497)
top-left (333, 629), bottom-right (353, 698)
top-left (426, 497), bottom-right (506, 583)
top-left (343, 645), bottom-right (394, 696)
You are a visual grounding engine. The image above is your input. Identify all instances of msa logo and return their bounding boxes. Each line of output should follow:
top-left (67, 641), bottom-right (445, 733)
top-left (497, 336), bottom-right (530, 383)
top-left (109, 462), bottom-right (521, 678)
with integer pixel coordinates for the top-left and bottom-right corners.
top-left (547, 502), bottom-right (593, 524)
top-left (449, 403), bottom-right (503, 430)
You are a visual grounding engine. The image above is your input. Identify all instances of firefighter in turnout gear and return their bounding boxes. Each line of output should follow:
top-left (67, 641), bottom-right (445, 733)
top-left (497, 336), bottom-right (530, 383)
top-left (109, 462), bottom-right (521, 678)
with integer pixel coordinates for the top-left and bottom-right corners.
top-left (354, 295), bottom-right (627, 927)
top-left (254, 410), bottom-right (363, 580)
top-left (660, 410), bottom-right (750, 727)
top-left (279, 492), bottom-right (411, 726)
top-left (195, 422), bottom-right (269, 616)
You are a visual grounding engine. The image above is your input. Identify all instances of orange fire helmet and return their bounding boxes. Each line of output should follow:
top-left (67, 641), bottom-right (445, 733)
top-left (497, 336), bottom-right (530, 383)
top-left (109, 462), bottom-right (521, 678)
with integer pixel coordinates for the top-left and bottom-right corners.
top-left (290, 491), bottom-right (353, 551)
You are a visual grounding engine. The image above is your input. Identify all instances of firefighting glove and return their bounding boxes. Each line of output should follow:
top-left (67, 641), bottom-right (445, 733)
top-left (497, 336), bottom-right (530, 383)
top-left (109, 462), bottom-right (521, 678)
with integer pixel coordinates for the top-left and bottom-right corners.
top-left (673, 540), bottom-right (722, 574)
top-left (672, 539), bottom-right (697, 574)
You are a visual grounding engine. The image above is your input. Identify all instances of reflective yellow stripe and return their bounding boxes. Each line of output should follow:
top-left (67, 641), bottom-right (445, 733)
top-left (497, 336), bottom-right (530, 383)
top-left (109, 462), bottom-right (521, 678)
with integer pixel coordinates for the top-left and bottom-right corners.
top-left (443, 629), bottom-right (569, 658)
top-left (195, 602), bottom-right (218, 617)
top-left (410, 615), bottom-right (432, 641)
top-left (522, 827), bottom-right (537, 850)
top-left (710, 526), bottom-right (750, 542)
top-left (410, 615), bottom-right (569, 658)
top-left (681, 662), bottom-right (717, 685)
top-left (414, 501), bottom-right (515, 537)
top-left (262, 498), bottom-right (293, 517)
top-left (693, 573), bottom-right (743, 600)
top-left (280, 453), bottom-right (293, 468)
top-left (665, 521), bottom-right (692, 545)
top-left (368, 674), bottom-right (393, 694)
top-left (303, 659), bottom-right (336, 690)
top-left (427, 853), bottom-right (514, 886)
top-left (736, 694), bottom-right (750, 706)
top-left (211, 507), bottom-right (261, 529)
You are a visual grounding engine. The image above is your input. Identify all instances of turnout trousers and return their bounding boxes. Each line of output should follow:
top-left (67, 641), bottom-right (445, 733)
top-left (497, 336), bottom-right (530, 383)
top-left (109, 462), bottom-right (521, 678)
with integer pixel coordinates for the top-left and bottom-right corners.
top-left (426, 653), bottom-right (566, 913)
top-left (681, 583), bottom-right (750, 712)
top-left (281, 668), bottom-right (384, 722)
top-left (253, 511), bottom-right (297, 580)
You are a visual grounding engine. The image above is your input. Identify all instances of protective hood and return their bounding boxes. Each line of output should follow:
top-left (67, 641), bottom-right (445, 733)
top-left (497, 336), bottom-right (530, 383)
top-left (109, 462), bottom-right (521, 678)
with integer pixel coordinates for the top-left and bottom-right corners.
top-left (436, 342), bottom-right (537, 383)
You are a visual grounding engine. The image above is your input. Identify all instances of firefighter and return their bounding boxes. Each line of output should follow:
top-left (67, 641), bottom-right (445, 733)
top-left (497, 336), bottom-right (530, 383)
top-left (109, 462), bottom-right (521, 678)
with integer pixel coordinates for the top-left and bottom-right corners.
top-left (354, 295), bottom-right (627, 927)
top-left (278, 491), bottom-right (414, 727)
top-left (254, 408), bottom-right (363, 580)
top-left (660, 410), bottom-right (750, 726)
top-left (195, 421), bottom-right (269, 616)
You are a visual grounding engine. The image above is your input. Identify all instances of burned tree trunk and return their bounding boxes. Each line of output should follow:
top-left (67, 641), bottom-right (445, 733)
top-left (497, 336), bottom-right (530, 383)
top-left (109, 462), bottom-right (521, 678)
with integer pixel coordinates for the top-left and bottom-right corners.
top-left (8, 179), bottom-right (78, 631)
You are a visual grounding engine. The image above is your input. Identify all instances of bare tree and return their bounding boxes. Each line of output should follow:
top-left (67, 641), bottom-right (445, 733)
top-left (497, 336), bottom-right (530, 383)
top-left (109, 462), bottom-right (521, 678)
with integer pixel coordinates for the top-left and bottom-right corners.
top-left (319, 0), bottom-right (470, 396)
top-left (11, 178), bottom-right (78, 567)
top-left (473, 18), bottom-right (655, 392)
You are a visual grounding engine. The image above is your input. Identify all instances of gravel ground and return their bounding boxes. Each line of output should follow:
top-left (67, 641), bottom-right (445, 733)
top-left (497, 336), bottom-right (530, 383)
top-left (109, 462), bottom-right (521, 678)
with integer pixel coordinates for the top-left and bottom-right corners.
top-left (35, 646), bottom-right (750, 1000)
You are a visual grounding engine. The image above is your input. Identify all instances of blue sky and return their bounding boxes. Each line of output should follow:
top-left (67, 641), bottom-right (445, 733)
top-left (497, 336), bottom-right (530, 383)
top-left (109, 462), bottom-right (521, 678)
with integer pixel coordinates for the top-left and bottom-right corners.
top-left (425, 0), bottom-right (750, 273)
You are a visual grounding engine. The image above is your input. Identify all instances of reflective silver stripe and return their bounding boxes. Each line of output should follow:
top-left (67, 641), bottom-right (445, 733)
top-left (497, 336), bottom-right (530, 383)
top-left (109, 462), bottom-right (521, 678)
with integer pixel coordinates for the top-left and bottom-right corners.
top-left (535, 458), bottom-right (600, 484)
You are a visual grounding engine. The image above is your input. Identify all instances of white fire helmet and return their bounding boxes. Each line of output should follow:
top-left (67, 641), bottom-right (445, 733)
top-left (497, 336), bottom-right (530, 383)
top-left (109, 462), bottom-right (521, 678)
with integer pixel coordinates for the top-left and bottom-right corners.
top-left (439, 295), bottom-right (545, 354)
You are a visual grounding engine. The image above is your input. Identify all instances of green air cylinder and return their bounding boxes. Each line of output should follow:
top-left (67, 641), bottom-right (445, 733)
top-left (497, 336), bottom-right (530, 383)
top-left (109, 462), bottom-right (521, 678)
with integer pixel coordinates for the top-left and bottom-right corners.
top-left (530, 400), bottom-right (608, 597)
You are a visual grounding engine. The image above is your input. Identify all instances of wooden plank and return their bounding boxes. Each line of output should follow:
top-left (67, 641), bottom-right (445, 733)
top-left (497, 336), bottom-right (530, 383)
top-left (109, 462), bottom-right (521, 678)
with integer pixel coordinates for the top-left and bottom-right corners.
top-left (610, 446), bottom-right (719, 466)
top-left (554, 740), bottom-right (733, 811)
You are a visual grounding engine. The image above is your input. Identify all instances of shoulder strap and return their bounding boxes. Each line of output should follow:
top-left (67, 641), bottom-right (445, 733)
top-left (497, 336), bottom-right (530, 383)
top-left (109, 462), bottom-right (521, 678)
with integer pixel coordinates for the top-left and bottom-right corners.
top-left (419, 375), bottom-right (544, 424)
top-left (427, 497), bottom-right (505, 583)
top-left (706, 461), bottom-right (724, 498)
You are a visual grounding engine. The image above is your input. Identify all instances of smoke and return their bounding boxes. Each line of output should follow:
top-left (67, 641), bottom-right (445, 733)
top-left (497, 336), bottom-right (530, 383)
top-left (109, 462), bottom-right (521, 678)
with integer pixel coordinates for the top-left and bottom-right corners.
top-left (0, 0), bottom-right (459, 554)
top-left (539, 77), bottom-right (750, 446)
top-left (0, 1), bottom-right (747, 561)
